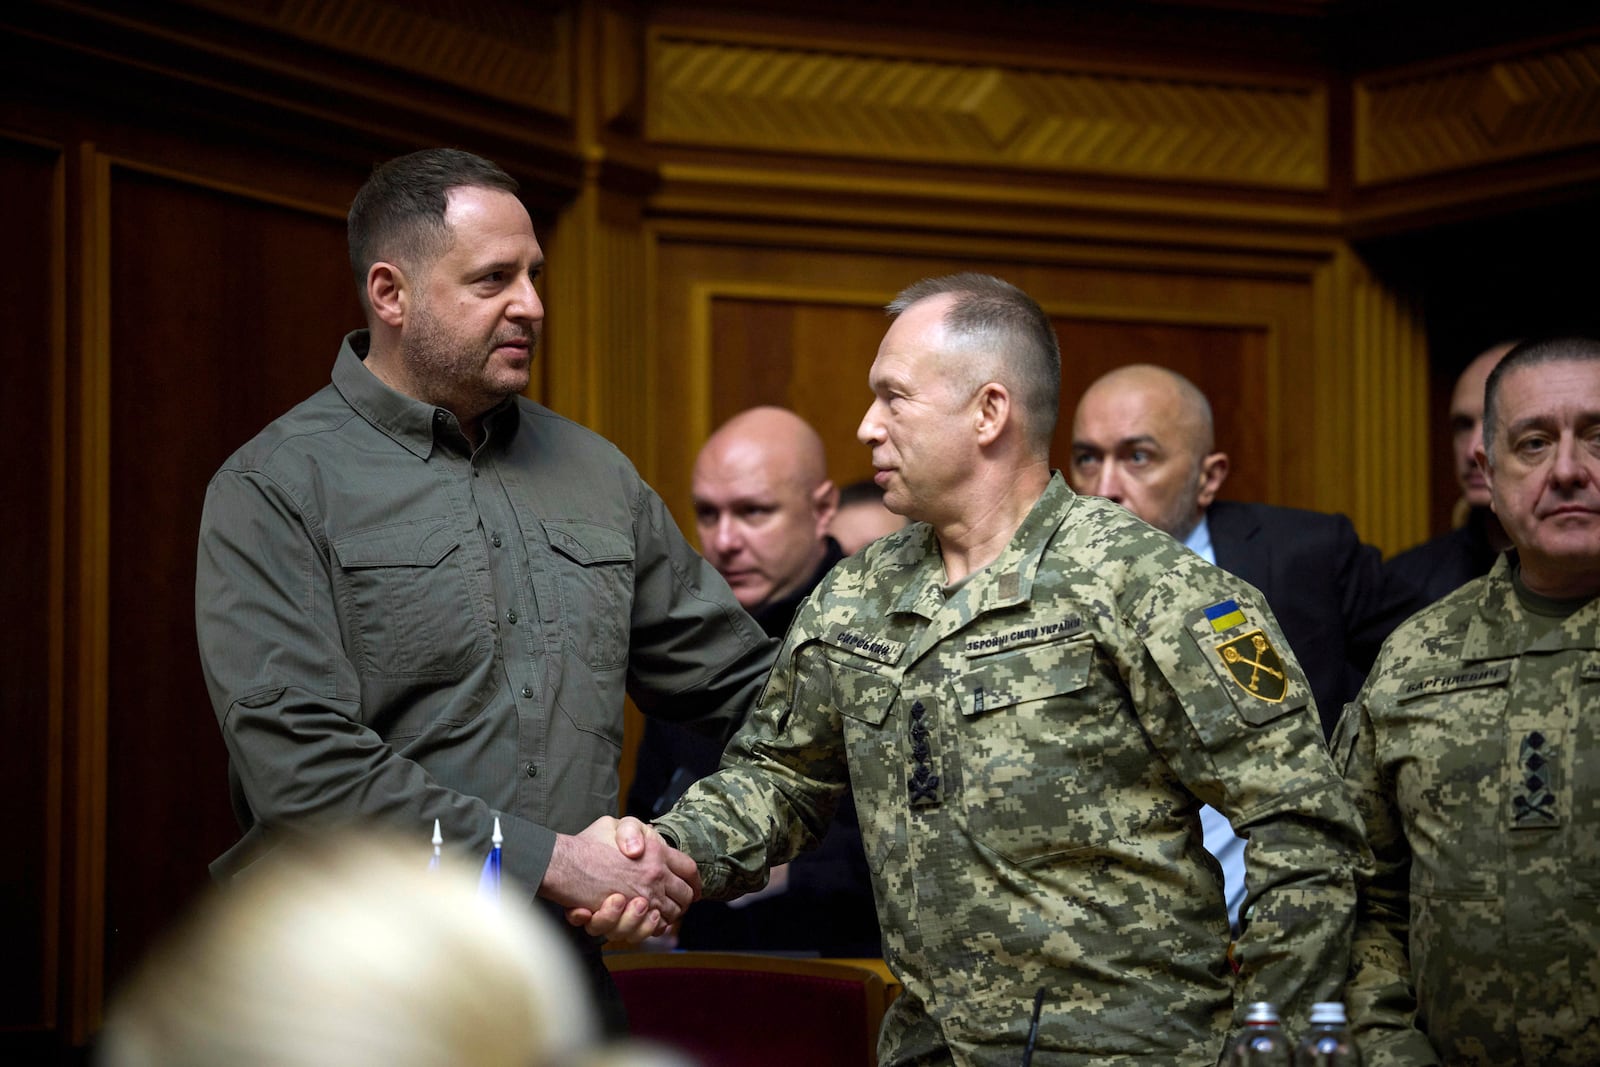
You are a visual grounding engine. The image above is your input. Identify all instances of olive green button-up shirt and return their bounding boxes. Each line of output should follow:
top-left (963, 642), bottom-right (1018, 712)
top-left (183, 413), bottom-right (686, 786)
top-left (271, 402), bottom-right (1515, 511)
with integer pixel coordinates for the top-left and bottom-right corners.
top-left (1336, 554), bottom-right (1600, 1066)
top-left (657, 474), bottom-right (1366, 1067)
top-left (196, 331), bottom-right (773, 899)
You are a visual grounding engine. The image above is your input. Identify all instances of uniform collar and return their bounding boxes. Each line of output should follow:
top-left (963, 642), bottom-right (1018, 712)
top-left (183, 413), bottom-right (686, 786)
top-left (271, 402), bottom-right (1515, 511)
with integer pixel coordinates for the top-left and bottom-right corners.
top-left (888, 472), bottom-right (1074, 621)
top-left (1463, 553), bottom-right (1600, 658)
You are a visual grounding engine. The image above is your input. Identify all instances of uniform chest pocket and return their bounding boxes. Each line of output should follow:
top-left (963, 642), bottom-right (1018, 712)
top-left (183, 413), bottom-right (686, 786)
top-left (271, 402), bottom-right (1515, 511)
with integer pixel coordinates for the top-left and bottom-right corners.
top-left (542, 519), bottom-right (634, 670)
top-left (953, 634), bottom-right (1117, 867)
top-left (801, 645), bottom-right (900, 874)
top-left (333, 519), bottom-right (485, 676)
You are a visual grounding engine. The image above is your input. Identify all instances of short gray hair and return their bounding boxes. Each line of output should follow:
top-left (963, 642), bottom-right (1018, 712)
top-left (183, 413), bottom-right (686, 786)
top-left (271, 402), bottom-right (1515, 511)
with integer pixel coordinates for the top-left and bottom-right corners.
top-left (887, 273), bottom-right (1061, 454)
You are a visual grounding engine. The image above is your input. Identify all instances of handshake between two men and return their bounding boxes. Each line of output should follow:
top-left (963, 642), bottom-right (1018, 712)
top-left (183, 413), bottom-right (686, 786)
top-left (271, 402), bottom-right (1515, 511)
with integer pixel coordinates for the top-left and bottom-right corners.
top-left (549, 816), bottom-right (698, 942)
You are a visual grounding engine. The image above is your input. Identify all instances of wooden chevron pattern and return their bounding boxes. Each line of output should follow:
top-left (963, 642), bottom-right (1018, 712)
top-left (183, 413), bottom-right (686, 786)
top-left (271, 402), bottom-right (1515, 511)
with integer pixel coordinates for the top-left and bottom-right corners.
top-left (649, 36), bottom-right (1326, 188)
top-left (1357, 39), bottom-right (1600, 184)
top-left (183, 0), bottom-right (571, 114)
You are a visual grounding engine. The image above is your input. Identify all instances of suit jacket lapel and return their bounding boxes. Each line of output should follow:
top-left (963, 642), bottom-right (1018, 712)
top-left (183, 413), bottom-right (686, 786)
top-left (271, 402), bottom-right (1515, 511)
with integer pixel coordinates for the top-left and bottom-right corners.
top-left (1207, 502), bottom-right (1273, 597)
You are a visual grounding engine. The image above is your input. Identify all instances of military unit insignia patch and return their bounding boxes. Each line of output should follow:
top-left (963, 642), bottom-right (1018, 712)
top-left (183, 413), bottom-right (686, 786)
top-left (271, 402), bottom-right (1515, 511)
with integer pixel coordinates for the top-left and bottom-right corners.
top-left (1215, 628), bottom-right (1288, 703)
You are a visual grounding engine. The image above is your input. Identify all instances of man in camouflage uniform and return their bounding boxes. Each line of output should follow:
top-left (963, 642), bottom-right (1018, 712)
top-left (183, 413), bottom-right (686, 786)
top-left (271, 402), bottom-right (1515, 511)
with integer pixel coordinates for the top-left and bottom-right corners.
top-left (582, 274), bottom-right (1367, 1065)
top-left (1336, 336), bottom-right (1600, 1066)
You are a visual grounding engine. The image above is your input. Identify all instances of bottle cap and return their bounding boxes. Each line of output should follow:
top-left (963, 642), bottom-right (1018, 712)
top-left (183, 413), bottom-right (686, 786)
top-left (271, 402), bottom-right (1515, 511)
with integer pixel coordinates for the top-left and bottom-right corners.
top-left (1308, 1002), bottom-right (1347, 1025)
top-left (1243, 1002), bottom-right (1281, 1025)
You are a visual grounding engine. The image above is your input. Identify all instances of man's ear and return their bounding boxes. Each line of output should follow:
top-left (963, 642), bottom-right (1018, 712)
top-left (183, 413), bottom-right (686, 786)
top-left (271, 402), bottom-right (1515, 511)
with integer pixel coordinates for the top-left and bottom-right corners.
top-left (811, 479), bottom-right (839, 536)
top-left (367, 262), bottom-right (408, 328)
top-left (1196, 451), bottom-right (1230, 508)
top-left (974, 382), bottom-right (1011, 446)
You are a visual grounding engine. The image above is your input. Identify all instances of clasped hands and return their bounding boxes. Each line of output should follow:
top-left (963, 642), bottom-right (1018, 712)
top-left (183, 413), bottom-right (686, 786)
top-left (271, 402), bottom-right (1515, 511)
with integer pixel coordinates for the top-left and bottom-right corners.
top-left (545, 815), bottom-right (696, 942)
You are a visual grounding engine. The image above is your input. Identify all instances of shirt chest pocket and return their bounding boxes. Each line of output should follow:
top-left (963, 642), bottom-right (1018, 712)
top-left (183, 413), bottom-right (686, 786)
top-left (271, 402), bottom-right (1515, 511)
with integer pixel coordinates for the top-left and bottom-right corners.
top-left (542, 519), bottom-right (634, 670)
top-left (951, 634), bottom-right (1117, 867)
top-left (332, 519), bottom-right (485, 676)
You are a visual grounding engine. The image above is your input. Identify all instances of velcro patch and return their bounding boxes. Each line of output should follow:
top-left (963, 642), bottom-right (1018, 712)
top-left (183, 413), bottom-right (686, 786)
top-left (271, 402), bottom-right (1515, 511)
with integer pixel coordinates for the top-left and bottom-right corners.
top-left (825, 627), bottom-right (906, 666)
top-left (1396, 661), bottom-right (1512, 701)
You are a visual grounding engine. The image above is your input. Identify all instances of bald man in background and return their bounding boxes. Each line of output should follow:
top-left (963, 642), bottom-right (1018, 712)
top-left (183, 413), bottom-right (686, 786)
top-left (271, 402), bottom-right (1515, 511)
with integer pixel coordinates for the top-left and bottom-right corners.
top-left (1384, 341), bottom-right (1516, 606)
top-left (1070, 365), bottom-right (1419, 735)
top-left (1072, 365), bottom-right (1419, 931)
top-left (626, 407), bottom-right (880, 956)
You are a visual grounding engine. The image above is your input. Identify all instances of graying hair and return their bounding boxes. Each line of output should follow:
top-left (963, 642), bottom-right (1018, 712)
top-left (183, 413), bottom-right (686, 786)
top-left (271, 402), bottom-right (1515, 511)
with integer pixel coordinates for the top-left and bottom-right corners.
top-left (887, 273), bottom-right (1062, 453)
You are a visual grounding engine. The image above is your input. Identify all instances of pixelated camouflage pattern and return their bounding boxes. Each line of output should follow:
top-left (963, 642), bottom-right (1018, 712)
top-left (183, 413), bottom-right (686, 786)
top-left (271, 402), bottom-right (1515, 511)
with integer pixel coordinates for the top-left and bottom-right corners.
top-left (1334, 554), bottom-right (1600, 1067)
top-left (656, 474), bottom-right (1366, 1067)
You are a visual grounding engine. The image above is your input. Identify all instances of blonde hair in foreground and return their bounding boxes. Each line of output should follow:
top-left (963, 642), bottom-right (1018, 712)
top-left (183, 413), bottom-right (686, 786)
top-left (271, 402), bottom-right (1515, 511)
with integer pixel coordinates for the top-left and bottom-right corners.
top-left (98, 833), bottom-right (608, 1067)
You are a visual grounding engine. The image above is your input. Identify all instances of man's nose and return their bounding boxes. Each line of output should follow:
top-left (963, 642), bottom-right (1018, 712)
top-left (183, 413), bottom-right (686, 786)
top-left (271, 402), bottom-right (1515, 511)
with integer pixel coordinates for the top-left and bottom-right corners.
top-left (1550, 433), bottom-right (1594, 488)
top-left (857, 401), bottom-right (885, 447)
top-left (1091, 464), bottom-right (1124, 503)
top-left (509, 276), bottom-right (544, 323)
top-left (710, 515), bottom-right (743, 554)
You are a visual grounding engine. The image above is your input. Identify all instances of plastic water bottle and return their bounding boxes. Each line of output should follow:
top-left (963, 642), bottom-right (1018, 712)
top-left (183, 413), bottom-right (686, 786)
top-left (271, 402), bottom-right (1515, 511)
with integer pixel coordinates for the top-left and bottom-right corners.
top-left (1228, 1001), bottom-right (1292, 1066)
top-left (1293, 1001), bottom-right (1361, 1066)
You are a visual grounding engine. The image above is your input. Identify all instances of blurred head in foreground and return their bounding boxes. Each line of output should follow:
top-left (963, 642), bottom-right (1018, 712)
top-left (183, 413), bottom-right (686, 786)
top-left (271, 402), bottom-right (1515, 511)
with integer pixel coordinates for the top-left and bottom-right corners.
top-left (99, 834), bottom-right (693, 1067)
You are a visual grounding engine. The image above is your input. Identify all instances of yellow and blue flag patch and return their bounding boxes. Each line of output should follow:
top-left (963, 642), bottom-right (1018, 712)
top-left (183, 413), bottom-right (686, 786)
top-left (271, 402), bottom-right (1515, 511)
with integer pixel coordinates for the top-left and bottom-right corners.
top-left (1203, 598), bottom-right (1247, 632)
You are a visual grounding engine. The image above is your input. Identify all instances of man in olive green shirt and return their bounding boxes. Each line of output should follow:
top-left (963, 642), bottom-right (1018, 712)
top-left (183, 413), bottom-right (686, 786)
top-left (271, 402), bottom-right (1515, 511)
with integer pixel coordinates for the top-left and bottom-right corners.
top-left (1336, 336), bottom-right (1600, 1065)
top-left (195, 148), bottom-right (773, 1023)
top-left (583, 274), bottom-right (1368, 1065)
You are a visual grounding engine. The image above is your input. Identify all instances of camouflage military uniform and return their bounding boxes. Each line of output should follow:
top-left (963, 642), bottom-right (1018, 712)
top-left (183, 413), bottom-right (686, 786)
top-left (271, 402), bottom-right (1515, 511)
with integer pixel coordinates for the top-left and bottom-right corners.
top-left (1335, 554), bottom-right (1600, 1066)
top-left (655, 475), bottom-right (1366, 1067)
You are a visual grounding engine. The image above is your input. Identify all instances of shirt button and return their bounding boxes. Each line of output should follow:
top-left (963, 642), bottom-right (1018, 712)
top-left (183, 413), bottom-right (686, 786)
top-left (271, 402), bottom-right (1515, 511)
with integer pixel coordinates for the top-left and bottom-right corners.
top-left (520, 685), bottom-right (534, 698)
top-left (491, 534), bottom-right (502, 548)
top-left (506, 610), bottom-right (518, 624)
top-left (524, 763), bottom-right (538, 778)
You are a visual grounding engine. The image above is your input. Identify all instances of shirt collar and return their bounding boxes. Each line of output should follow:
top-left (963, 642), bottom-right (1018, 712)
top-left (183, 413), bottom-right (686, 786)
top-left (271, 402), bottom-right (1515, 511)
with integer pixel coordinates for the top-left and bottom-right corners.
top-left (330, 330), bottom-right (517, 458)
top-left (1183, 513), bottom-right (1215, 564)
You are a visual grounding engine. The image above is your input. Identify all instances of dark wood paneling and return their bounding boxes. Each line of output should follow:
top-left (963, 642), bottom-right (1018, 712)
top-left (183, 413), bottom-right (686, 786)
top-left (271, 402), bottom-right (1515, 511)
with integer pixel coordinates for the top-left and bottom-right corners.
top-left (104, 166), bottom-right (357, 988)
top-left (0, 136), bottom-right (63, 1035)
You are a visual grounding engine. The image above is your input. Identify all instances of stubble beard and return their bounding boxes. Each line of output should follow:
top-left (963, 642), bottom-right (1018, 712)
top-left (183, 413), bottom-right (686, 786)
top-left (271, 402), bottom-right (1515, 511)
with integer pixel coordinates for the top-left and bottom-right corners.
top-left (402, 304), bottom-right (536, 420)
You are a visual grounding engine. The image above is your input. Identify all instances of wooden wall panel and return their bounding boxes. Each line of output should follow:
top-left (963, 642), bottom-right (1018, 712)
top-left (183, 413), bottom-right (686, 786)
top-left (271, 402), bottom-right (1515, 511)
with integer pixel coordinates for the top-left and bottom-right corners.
top-left (1356, 34), bottom-right (1600, 186)
top-left (0, 135), bottom-right (64, 1038)
top-left (649, 31), bottom-right (1328, 190)
top-left (102, 164), bottom-right (356, 989)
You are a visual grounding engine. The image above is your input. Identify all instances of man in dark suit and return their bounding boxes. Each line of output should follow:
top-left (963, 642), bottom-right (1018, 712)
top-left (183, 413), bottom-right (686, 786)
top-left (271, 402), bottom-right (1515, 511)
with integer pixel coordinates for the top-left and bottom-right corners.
top-left (626, 406), bottom-right (881, 957)
top-left (1069, 364), bottom-right (1418, 735)
top-left (1070, 364), bottom-right (1419, 930)
top-left (1384, 341), bottom-right (1515, 605)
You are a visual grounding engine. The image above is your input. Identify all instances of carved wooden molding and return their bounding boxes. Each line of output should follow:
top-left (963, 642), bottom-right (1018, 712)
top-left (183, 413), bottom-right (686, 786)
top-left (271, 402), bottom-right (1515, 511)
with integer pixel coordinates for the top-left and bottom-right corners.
top-left (1357, 36), bottom-right (1600, 186)
top-left (648, 34), bottom-right (1327, 189)
top-left (180, 0), bottom-right (573, 116)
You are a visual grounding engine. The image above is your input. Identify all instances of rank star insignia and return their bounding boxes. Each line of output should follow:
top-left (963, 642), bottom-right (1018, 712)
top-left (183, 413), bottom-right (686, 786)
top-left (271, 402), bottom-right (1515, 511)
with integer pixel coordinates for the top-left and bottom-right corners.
top-left (1215, 629), bottom-right (1288, 703)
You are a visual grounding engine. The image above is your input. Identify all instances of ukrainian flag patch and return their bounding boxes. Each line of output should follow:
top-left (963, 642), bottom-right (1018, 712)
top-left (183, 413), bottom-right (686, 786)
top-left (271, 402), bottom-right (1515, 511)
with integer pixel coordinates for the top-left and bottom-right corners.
top-left (1203, 599), bottom-right (1247, 632)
